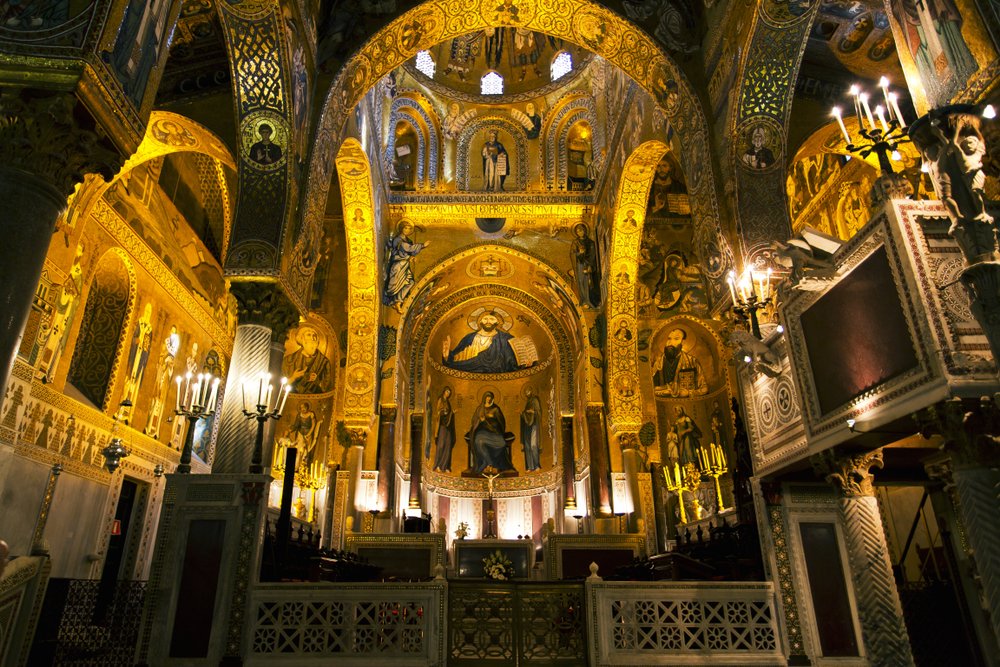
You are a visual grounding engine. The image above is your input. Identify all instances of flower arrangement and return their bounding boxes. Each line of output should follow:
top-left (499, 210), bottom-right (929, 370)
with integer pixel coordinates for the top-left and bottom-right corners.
top-left (454, 521), bottom-right (469, 540)
top-left (482, 549), bottom-right (515, 581)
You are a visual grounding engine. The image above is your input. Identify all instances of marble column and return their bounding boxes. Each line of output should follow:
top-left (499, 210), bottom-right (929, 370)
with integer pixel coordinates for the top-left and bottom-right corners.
top-left (619, 432), bottom-right (643, 531)
top-left (918, 396), bottom-right (1000, 654)
top-left (377, 407), bottom-right (397, 513)
top-left (408, 412), bottom-right (423, 512)
top-left (0, 90), bottom-right (120, 399)
top-left (211, 282), bottom-right (298, 474)
top-left (561, 415), bottom-right (577, 513)
top-left (586, 405), bottom-right (613, 517)
top-left (813, 449), bottom-right (914, 667)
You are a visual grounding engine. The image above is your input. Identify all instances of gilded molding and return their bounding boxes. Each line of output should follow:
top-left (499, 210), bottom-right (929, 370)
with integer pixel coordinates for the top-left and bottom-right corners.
top-left (336, 139), bottom-right (380, 427)
top-left (90, 198), bottom-right (233, 352)
top-left (606, 141), bottom-right (670, 432)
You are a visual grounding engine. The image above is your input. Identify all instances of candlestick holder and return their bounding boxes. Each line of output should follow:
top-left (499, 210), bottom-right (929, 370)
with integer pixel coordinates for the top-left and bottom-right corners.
top-left (728, 269), bottom-right (772, 340)
top-left (174, 372), bottom-right (220, 473)
top-left (663, 462), bottom-right (689, 525)
top-left (833, 78), bottom-right (912, 176)
top-left (697, 443), bottom-right (729, 515)
top-left (242, 373), bottom-right (292, 474)
top-left (682, 463), bottom-right (704, 522)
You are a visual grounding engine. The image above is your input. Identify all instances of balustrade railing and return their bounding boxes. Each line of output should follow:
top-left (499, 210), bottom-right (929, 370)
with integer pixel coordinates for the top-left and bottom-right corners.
top-left (586, 580), bottom-right (783, 665)
top-left (246, 582), bottom-right (445, 665)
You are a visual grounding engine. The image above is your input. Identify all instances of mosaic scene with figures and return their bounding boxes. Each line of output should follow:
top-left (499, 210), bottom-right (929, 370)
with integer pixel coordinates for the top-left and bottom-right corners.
top-left (0, 0), bottom-right (999, 664)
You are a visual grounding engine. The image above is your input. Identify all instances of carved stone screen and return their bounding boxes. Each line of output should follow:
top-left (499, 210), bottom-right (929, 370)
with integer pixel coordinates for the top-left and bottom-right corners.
top-left (799, 246), bottom-right (918, 415)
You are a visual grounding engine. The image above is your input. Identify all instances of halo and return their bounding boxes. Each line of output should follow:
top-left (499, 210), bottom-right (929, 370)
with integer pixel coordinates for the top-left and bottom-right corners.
top-left (476, 385), bottom-right (501, 404)
top-left (467, 306), bottom-right (513, 331)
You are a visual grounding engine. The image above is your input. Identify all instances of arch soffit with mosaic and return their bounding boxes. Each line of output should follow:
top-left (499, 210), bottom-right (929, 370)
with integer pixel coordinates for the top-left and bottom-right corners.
top-left (544, 94), bottom-right (603, 185)
top-left (65, 111), bottom-right (237, 264)
top-left (732, 0), bottom-right (821, 262)
top-left (300, 0), bottom-right (732, 297)
top-left (606, 140), bottom-right (671, 435)
top-left (401, 242), bottom-right (588, 352)
top-left (334, 139), bottom-right (380, 429)
top-left (386, 95), bottom-right (440, 188)
top-left (402, 283), bottom-right (576, 413)
top-left (456, 115), bottom-right (529, 191)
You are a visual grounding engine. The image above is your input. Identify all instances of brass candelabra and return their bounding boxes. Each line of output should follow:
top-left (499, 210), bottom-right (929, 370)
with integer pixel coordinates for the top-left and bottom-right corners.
top-left (241, 373), bottom-right (291, 474)
top-left (174, 372), bottom-right (220, 474)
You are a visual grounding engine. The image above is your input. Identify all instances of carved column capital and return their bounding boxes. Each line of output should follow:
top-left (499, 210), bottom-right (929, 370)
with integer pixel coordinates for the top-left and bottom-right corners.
top-left (346, 428), bottom-right (368, 448)
top-left (230, 281), bottom-right (301, 343)
top-left (812, 448), bottom-right (883, 498)
top-left (916, 396), bottom-right (1000, 467)
top-left (0, 89), bottom-right (123, 198)
top-left (618, 431), bottom-right (639, 451)
top-left (380, 406), bottom-right (398, 421)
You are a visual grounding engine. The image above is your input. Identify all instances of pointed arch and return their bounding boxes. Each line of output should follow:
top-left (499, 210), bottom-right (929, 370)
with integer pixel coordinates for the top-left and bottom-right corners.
top-left (385, 95), bottom-right (440, 189)
top-left (456, 115), bottom-right (528, 191)
top-left (606, 141), bottom-right (672, 434)
top-left (543, 94), bottom-right (603, 186)
top-left (66, 248), bottom-right (138, 412)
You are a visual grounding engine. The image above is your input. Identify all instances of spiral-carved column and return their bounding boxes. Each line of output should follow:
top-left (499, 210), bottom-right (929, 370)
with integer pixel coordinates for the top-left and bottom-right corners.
top-left (813, 449), bottom-right (914, 667)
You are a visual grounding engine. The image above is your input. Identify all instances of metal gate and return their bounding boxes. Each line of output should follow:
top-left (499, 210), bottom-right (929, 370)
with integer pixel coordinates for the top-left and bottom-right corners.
top-left (448, 581), bottom-right (587, 666)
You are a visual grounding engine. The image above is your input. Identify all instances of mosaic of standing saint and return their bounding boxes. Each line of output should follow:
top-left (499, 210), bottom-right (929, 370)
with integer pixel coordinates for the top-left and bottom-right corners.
top-left (383, 219), bottom-right (430, 313)
top-left (282, 324), bottom-right (333, 394)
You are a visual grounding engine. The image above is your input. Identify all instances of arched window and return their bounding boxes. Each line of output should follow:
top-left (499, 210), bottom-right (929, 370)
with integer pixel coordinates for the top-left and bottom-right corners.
top-left (550, 51), bottom-right (572, 81)
top-left (415, 50), bottom-right (435, 78)
top-left (481, 70), bottom-right (504, 96)
top-left (67, 251), bottom-right (133, 409)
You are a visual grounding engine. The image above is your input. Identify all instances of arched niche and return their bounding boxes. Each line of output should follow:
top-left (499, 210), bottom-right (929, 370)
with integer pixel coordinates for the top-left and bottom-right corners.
top-left (66, 249), bottom-right (136, 410)
top-left (385, 95), bottom-right (440, 189)
top-left (543, 93), bottom-right (603, 187)
top-left (421, 298), bottom-right (560, 480)
top-left (457, 116), bottom-right (528, 191)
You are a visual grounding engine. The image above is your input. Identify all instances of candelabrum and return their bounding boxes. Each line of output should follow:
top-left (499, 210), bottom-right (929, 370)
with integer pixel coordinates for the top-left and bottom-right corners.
top-left (295, 460), bottom-right (328, 523)
top-left (697, 443), bottom-right (729, 515)
top-left (664, 462), bottom-right (706, 524)
top-left (728, 267), bottom-right (773, 339)
top-left (832, 77), bottom-right (911, 175)
top-left (241, 373), bottom-right (292, 474)
top-left (174, 371), bottom-right (220, 473)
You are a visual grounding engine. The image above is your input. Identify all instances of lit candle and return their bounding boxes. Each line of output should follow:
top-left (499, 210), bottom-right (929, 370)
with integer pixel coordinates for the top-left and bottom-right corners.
top-left (727, 271), bottom-right (737, 303)
top-left (878, 76), bottom-right (891, 115)
top-left (674, 461), bottom-right (681, 486)
top-left (887, 92), bottom-right (905, 127)
top-left (832, 107), bottom-right (851, 144)
top-left (209, 377), bottom-right (220, 413)
top-left (849, 84), bottom-right (862, 124)
top-left (859, 93), bottom-right (875, 130)
top-left (747, 269), bottom-right (756, 299)
top-left (183, 373), bottom-right (192, 408)
top-left (175, 376), bottom-right (183, 412)
top-left (257, 374), bottom-right (264, 407)
top-left (278, 381), bottom-right (291, 415)
top-left (265, 383), bottom-right (273, 410)
top-left (241, 380), bottom-right (248, 413)
top-left (765, 268), bottom-right (773, 301)
top-left (875, 105), bottom-right (889, 134)
top-left (191, 381), bottom-right (200, 410)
